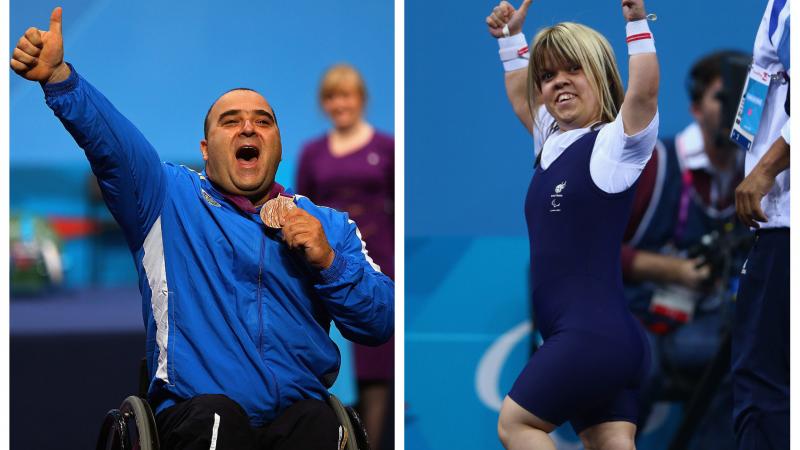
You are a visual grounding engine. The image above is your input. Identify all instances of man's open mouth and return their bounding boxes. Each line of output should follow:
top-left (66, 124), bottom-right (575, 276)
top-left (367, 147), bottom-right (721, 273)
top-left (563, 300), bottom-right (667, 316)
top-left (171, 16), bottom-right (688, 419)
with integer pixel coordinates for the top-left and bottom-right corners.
top-left (236, 145), bottom-right (260, 163)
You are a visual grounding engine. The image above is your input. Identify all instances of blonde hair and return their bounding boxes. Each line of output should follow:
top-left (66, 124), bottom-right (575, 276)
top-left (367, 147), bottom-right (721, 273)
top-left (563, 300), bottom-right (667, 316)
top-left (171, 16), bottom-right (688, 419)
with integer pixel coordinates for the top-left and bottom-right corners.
top-left (527, 22), bottom-right (624, 133)
top-left (319, 64), bottom-right (368, 104)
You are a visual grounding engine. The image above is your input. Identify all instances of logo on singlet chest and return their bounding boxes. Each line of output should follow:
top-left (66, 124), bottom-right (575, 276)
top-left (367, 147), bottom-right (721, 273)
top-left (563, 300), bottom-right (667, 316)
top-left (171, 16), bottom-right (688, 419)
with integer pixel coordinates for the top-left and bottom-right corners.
top-left (550, 181), bottom-right (566, 212)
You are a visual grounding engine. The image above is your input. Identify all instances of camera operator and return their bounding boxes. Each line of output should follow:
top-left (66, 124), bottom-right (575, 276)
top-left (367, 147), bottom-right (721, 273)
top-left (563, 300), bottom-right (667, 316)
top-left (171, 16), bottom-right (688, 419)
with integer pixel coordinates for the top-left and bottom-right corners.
top-left (619, 51), bottom-right (752, 445)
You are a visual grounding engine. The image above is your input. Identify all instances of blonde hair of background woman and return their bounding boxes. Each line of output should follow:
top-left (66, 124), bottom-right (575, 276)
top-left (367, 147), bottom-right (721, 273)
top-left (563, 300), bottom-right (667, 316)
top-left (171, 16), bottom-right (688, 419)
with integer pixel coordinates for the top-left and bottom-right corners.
top-left (319, 63), bottom-right (369, 105)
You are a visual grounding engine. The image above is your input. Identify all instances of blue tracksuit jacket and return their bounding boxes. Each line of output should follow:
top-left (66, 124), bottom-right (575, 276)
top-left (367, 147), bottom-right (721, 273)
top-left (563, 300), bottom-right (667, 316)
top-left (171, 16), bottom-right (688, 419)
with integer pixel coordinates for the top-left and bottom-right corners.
top-left (44, 66), bottom-right (394, 426)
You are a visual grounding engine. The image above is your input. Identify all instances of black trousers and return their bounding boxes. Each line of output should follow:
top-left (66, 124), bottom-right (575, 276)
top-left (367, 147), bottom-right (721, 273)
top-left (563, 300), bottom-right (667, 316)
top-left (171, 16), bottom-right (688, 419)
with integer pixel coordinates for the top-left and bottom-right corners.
top-left (731, 229), bottom-right (789, 450)
top-left (155, 395), bottom-right (341, 450)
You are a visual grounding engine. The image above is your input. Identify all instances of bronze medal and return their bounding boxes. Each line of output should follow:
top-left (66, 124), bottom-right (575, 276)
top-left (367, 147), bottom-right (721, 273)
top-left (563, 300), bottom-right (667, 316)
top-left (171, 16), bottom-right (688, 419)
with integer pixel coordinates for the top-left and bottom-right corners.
top-left (260, 195), bottom-right (296, 228)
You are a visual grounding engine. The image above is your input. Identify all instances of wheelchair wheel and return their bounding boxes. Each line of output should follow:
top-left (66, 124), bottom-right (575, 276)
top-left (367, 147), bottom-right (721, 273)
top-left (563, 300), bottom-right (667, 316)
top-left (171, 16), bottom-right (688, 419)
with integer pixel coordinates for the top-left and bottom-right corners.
top-left (327, 394), bottom-right (370, 450)
top-left (120, 396), bottom-right (159, 450)
top-left (96, 396), bottom-right (159, 450)
top-left (344, 404), bottom-right (370, 450)
top-left (96, 409), bottom-right (125, 450)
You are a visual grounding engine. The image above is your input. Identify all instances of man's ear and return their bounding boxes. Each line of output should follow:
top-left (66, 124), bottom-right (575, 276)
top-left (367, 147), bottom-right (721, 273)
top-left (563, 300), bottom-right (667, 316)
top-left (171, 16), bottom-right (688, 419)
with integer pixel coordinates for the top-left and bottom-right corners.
top-left (200, 140), bottom-right (209, 162)
top-left (689, 103), bottom-right (702, 124)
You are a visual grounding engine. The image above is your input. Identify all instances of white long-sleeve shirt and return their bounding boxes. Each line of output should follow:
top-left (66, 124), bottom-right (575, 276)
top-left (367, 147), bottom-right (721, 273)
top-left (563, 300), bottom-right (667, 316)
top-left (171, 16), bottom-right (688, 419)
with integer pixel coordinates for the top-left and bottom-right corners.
top-left (746, 0), bottom-right (790, 229)
top-left (533, 105), bottom-right (659, 194)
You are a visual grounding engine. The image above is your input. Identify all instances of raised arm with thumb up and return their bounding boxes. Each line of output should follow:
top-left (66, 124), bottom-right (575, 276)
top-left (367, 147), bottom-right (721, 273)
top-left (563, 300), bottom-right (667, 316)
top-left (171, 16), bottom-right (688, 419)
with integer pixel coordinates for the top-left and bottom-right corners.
top-left (10, 7), bottom-right (70, 84)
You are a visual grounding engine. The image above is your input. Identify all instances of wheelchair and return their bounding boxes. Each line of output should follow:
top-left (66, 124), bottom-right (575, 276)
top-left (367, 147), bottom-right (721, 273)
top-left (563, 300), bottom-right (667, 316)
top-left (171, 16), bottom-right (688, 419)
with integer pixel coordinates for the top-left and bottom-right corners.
top-left (96, 361), bottom-right (370, 450)
top-left (96, 395), bottom-right (159, 450)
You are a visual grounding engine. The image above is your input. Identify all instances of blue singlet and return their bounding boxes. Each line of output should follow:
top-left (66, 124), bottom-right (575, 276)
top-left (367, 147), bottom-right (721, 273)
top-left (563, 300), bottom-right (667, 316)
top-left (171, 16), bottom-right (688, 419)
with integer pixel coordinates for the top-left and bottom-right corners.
top-left (508, 130), bottom-right (651, 434)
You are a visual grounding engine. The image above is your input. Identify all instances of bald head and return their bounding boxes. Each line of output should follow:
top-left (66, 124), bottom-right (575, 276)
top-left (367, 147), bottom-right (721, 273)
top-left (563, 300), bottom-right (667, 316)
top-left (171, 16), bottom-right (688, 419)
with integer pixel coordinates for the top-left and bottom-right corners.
top-left (204, 88), bottom-right (278, 139)
top-left (200, 88), bottom-right (283, 205)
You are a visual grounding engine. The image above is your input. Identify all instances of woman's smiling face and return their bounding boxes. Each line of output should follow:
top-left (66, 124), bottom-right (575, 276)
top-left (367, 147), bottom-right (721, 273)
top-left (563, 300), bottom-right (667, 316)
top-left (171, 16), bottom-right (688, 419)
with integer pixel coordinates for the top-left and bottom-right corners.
top-left (538, 62), bottom-right (601, 131)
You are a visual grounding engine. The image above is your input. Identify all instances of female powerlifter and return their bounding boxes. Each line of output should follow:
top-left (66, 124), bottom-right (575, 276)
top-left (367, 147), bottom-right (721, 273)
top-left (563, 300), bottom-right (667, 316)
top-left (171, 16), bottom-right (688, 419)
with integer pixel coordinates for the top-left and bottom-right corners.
top-left (485, 1), bottom-right (659, 448)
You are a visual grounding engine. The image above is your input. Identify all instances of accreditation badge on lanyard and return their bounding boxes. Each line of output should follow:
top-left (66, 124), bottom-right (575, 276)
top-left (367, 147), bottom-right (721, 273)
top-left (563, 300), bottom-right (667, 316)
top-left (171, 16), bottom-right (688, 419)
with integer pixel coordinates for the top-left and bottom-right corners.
top-left (730, 64), bottom-right (772, 151)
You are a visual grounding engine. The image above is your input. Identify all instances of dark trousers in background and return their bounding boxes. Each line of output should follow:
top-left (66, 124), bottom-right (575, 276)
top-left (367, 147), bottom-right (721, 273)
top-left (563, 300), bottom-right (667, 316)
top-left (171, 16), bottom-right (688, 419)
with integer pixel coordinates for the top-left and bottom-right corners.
top-left (731, 229), bottom-right (789, 450)
top-left (155, 395), bottom-right (341, 450)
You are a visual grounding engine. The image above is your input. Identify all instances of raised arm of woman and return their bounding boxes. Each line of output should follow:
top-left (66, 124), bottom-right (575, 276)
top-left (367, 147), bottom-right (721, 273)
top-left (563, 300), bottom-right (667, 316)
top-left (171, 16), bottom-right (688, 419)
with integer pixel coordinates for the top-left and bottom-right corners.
top-left (486, 0), bottom-right (537, 134)
top-left (620, 0), bottom-right (659, 135)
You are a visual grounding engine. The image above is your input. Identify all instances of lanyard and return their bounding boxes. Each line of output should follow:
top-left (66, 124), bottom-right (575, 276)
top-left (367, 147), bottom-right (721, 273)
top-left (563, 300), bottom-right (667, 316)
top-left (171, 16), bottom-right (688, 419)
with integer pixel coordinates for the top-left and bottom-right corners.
top-left (674, 168), bottom-right (737, 243)
top-left (674, 169), bottom-right (694, 243)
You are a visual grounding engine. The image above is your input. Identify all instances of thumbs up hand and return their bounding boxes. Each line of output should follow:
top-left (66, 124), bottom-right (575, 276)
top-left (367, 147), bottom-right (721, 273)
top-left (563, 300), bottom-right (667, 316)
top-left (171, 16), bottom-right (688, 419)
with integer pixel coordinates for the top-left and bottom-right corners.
top-left (486, 0), bottom-right (533, 38)
top-left (10, 7), bottom-right (70, 84)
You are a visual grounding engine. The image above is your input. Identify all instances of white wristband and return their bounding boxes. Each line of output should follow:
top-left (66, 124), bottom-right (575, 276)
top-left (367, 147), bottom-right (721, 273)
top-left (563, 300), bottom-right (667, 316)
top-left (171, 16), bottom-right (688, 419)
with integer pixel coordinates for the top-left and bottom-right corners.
top-left (498, 33), bottom-right (530, 72)
top-left (626, 19), bottom-right (655, 55)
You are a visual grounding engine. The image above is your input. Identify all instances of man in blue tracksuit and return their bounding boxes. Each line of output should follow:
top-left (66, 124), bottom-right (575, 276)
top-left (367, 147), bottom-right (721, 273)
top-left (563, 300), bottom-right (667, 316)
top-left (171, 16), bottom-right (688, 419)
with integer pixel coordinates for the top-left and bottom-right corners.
top-left (11, 8), bottom-right (393, 450)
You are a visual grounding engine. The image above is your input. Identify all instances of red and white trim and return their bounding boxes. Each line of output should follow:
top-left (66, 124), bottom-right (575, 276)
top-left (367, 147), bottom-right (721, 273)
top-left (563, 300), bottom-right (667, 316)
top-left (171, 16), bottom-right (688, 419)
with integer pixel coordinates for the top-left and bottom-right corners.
top-left (626, 32), bottom-right (653, 43)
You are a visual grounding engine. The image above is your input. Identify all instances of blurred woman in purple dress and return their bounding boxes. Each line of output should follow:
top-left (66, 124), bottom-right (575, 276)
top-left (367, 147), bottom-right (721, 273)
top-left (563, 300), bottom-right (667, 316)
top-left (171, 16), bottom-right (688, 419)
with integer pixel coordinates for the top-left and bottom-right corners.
top-left (296, 64), bottom-right (394, 449)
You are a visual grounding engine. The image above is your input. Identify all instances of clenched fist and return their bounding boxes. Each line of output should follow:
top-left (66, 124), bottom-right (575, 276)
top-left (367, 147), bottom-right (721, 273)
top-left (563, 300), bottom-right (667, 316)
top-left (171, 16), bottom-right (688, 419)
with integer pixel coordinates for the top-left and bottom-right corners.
top-left (486, 0), bottom-right (532, 39)
top-left (10, 7), bottom-right (70, 84)
top-left (281, 208), bottom-right (336, 270)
